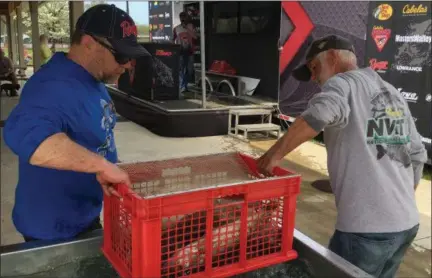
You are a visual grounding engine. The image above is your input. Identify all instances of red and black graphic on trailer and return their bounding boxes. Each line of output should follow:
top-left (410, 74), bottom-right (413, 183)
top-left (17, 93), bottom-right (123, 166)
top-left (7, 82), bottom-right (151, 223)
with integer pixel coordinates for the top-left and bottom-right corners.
top-left (277, 1), bottom-right (370, 119)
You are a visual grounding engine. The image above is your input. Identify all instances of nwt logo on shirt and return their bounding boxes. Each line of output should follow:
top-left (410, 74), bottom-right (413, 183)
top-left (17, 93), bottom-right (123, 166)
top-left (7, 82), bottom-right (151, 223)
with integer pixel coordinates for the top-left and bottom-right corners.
top-left (366, 90), bottom-right (411, 166)
top-left (367, 90), bottom-right (410, 145)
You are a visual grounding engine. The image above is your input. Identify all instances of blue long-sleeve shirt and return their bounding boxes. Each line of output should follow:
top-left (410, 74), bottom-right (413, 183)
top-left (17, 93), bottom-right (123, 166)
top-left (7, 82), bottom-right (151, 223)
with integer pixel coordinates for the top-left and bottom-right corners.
top-left (3, 52), bottom-right (118, 240)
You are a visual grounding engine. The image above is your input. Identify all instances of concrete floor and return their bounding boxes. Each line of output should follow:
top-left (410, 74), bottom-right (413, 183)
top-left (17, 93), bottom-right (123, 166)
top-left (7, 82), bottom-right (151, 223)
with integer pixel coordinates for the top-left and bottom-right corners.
top-left (1, 95), bottom-right (431, 277)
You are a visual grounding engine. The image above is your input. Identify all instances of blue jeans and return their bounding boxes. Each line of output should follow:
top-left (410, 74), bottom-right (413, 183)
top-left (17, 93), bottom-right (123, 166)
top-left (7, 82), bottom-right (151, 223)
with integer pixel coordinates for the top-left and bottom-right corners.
top-left (179, 55), bottom-right (193, 91)
top-left (329, 224), bottom-right (419, 278)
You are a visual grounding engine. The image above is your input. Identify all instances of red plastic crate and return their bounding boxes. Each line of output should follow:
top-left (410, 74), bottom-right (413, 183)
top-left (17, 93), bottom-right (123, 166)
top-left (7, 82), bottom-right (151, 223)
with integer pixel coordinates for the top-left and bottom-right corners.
top-left (102, 152), bottom-right (301, 278)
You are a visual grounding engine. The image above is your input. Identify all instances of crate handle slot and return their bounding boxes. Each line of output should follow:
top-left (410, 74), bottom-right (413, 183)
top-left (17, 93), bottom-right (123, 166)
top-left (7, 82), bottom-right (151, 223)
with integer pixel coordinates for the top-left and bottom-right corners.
top-left (214, 194), bottom-right (246, 208)
top-left (239, 153), bottom-right (291, 177)
top-left (113, 183), bottom-right (135, 211)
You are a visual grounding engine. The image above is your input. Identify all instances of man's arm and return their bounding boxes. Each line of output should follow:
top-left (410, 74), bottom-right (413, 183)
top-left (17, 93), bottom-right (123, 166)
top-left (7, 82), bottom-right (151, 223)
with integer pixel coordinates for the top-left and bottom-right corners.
top-left (4, 82), bottom-right (108, 174)
top-left (406, 107), bottom-right (428, 189)
top-left (29, 133), bottom-right (109, 173)
top-left (172, 28), bottom-right (177, 42)
top-left (275, 76), bottom-right (351, 159)
top-left (4, 83), bottom-right (130, 194)
top-left (5, 57), bottom-right (14, 74)
top-left (269, 117), bottom-right (320, 161)
top-left (187, 23), bottom-right (197, 39)
top-left (257, 76), bottom-right (351, 173)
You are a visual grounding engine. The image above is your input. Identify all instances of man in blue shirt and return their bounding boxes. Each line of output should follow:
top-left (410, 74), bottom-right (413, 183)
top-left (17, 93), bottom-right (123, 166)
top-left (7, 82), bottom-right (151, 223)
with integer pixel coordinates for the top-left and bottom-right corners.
top-left (3, 4), bottom-right (150, 241)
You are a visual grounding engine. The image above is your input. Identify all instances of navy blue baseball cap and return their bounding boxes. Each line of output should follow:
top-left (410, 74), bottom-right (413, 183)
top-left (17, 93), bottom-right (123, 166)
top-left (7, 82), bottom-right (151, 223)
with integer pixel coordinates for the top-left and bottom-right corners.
top-left (292, 35), bottom-right (355, 81)
top-left (75, 4), bottom-right (150, 60)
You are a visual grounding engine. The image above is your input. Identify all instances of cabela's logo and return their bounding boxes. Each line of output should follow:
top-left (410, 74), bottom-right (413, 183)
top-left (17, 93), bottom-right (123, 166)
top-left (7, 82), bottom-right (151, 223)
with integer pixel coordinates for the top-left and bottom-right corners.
top-left (373, 4), bottom-right (393, 20)
top-left (402, 4), bottom-right (428, 16)
top-left (372, 26), bottom-right (391, 52)
top-left (369, 58), bottom-right (388, 73)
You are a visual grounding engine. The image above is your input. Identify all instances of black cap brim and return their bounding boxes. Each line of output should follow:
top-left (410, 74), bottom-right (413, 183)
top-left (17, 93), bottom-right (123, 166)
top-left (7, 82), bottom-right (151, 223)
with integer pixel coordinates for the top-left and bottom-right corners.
top-left (109, 39), bottom-right (150, 58)
top-left (292, 64), bottom-right (312, 82)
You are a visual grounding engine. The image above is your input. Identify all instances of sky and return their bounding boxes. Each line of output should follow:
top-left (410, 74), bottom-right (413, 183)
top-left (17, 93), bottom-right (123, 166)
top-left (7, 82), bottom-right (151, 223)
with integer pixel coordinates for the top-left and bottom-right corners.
top-left (84, 1), bottom-right (149, 25)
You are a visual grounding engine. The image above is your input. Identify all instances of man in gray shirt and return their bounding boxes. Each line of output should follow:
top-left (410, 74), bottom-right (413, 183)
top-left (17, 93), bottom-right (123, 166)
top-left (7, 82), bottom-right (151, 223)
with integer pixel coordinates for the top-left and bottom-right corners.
top-left (257, 35), bottom-right (427, 278)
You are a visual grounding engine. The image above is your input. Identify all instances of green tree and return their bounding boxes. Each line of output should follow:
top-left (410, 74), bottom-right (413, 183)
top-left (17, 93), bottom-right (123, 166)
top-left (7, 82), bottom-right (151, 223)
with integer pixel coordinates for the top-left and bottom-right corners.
top-left (38, 1), bottom-right (70, 43)
top-left (21, 1), bottom-right (70, 46)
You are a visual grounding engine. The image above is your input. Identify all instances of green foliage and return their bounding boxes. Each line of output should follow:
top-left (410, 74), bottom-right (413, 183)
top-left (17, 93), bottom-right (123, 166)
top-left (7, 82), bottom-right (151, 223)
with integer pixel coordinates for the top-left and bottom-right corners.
top-left (21, 1), bottom-right (70, 42)
top-left (18, 1), bottom-right (149, 44)
top-left (137, 24), bottom-right (149, 35)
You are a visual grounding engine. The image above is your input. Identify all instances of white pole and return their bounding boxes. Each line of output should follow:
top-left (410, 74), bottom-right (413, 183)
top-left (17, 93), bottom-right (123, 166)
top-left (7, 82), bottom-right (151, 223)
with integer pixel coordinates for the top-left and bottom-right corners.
top-left (16, 6), bottom-right (25, 69)
top-left (30, 2), bottom-right (41, 71)
top-left (199, 1), bottom-right (206, 108)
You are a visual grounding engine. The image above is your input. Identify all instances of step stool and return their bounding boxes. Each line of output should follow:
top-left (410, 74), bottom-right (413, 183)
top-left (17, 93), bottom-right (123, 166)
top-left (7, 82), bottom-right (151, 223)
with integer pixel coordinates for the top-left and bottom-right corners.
top-left (228, 108), bottom-right (281, 142)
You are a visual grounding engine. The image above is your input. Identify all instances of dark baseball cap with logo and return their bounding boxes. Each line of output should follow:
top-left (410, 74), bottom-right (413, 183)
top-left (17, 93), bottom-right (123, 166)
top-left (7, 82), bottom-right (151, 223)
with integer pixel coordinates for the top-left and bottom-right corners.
top-left (292, 35), bottom-right (355, 81)
top-left (75, 4), bottom-right (150, 63)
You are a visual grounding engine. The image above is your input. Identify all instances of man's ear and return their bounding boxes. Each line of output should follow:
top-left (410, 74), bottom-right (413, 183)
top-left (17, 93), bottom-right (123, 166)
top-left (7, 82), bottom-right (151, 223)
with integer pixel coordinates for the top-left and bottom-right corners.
top-left (328, 49), bottom-right (336, 60)
top-left (327, 49), bottom-right (338, 66)
top-left (80, 34), bottom-right (94, 50)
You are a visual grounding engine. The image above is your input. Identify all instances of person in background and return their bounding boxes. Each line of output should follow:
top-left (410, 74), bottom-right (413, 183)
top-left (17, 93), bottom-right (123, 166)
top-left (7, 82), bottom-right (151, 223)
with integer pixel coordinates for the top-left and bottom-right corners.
top-left (40, 34), bottom-right (52, 65)
top-left (0, 48), bottom-right (20, 96)
top-left (173, 11), bottom-right (196, 94)
top-left (3, 4), bottom-right (150, 242)
top-left (154, 24), bottom-right (167, 40)
top-left (257, 35), bottom-right (427, 278)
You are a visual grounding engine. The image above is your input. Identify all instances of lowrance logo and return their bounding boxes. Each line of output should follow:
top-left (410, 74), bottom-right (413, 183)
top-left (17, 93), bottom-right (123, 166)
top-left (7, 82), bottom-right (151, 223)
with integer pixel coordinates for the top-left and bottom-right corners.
top-left (398, 88), bottom-right (418, 103)
top-left (396, 65), bottom-right (422, 72)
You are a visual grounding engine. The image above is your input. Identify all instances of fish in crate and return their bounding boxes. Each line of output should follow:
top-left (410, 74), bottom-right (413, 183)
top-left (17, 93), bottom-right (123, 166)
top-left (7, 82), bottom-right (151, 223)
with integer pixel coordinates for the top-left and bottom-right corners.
top-left (160, 197), bottom-right (284, 277)
top-left (103, 153), bottom-right (300, 278)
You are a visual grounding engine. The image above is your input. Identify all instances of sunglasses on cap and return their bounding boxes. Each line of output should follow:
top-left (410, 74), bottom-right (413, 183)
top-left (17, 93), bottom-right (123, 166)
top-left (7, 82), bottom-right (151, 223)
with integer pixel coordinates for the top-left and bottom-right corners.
top-left (90, 35), bottom-right (131, 65)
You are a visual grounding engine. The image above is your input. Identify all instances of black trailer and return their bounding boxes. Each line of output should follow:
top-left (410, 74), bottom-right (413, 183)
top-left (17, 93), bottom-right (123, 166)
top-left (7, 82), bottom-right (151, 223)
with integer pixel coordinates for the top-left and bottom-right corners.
top-left (108, 1), bottom-right (431, 161)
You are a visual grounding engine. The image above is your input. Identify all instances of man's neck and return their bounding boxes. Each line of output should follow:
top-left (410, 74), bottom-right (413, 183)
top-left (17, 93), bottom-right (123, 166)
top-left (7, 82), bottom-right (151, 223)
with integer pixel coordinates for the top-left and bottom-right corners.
top-left (66, 47), bottom-right (97, 80)
top-left (337, 63), bottom-right (358, 74)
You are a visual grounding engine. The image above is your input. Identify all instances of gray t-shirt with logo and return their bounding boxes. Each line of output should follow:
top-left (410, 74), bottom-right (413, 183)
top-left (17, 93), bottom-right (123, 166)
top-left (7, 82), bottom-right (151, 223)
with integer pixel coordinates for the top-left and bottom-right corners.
top-left (301, 67), bottom-right (427, 233)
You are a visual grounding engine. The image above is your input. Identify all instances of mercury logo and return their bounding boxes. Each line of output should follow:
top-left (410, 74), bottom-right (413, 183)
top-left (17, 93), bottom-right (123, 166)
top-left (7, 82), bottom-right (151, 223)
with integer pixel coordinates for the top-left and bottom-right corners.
top-left (398, 88), bottom-right (418, 103)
